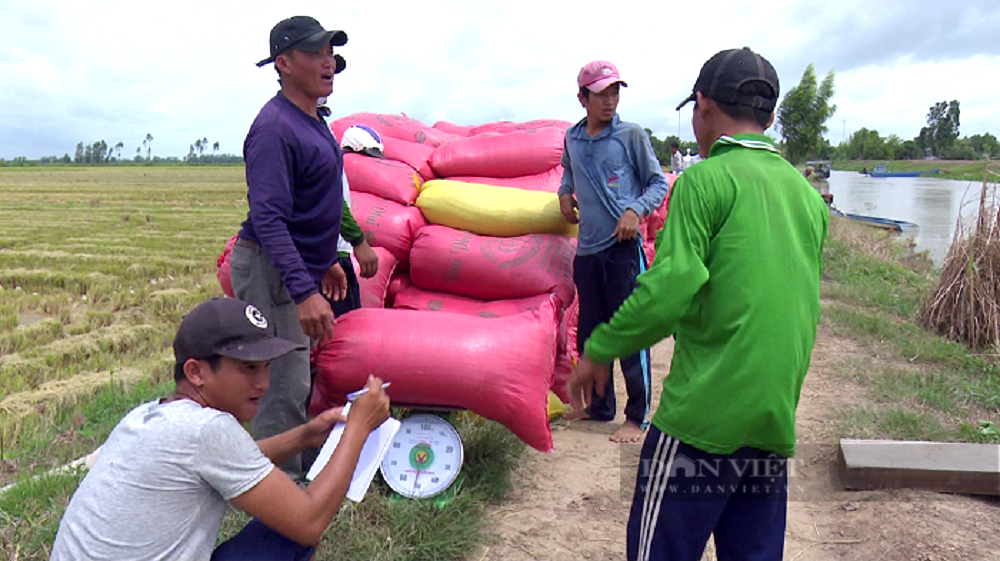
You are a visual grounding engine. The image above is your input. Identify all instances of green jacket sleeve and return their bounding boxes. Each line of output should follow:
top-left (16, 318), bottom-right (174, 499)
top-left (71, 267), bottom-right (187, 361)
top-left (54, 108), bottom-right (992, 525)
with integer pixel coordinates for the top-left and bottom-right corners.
top-left (584, 177), bottom-right (714, 363)
top-left (340, 199), bottom-right (365, 246)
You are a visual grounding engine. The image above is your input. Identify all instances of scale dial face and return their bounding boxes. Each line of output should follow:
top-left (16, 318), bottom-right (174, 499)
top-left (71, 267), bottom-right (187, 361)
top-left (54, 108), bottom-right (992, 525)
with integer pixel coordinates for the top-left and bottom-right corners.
top-left (380, 414), bottom-right (464, 499)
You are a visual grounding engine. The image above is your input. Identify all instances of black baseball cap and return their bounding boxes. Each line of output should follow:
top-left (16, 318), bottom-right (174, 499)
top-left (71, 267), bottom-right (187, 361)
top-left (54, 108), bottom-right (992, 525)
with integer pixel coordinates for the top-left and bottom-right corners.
top-left (676, 47), bottom-right (779, 112)
top-left (173, 298), bottom-right (305, 364)
top-left (256, 16), bottom-right (348, 74)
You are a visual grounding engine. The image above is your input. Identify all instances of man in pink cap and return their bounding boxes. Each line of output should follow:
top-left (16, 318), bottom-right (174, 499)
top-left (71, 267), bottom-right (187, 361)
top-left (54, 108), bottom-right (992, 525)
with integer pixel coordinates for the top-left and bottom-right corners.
top-left (559, 60), bottom-right (669, 443)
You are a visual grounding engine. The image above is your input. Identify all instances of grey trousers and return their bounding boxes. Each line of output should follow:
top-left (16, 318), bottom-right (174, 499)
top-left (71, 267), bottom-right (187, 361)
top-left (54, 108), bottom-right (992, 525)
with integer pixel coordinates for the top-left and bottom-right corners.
top-left (229, 242), bottom-right (312, 478)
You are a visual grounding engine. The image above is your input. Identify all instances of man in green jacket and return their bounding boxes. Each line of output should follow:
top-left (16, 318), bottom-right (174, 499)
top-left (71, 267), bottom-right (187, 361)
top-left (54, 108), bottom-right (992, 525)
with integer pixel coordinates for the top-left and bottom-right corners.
top-left (569, 48), bottom-right (829, 561)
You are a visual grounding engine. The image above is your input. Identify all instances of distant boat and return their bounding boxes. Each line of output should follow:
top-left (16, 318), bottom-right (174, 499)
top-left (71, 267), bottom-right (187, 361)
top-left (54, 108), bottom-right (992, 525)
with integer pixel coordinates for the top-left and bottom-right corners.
top-left (805, 160), bottom-right (831, 179)
top-left (830, 206), bottom-right (919, 233)
top-left (868, 164), bottom-right (939, 178)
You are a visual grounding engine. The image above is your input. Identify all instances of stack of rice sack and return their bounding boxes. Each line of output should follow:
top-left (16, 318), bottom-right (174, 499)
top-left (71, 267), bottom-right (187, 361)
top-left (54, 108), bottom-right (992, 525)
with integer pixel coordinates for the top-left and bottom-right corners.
top-left (216, 114), bottom-right (600, 453)
top-left (640, 172), bottom-right (679, 265)
top-left (327, 112), bottom-right (440, 305)
top-left (311, 115), bottom-right (579, 452)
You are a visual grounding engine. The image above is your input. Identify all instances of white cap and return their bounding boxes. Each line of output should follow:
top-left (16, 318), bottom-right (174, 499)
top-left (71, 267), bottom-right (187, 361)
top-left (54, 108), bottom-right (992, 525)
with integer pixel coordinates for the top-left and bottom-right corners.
top-left (341, 125), bottom-right (385, 158)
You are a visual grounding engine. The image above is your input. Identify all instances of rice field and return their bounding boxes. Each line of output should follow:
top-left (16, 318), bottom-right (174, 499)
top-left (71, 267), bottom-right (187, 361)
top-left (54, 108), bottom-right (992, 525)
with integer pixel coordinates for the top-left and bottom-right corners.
top-left (0, 166), bottom-right (529, 561)
top-left (0, 166), bottom-right (246, 449)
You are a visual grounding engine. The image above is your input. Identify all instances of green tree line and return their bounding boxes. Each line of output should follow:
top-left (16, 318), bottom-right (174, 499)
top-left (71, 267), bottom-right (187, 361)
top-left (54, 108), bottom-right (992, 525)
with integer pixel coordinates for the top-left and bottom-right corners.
top-left (2, 134), bottom-right (244, 167)
top-left (777, 63), bottom-right (994, 163)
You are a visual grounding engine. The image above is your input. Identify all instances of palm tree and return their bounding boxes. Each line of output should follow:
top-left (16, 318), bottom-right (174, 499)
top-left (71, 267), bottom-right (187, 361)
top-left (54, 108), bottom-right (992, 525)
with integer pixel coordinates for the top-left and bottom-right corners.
top-left (145, 133), bottom-right (153, 161)
top-left (115, 141), bottom-right (124, 162)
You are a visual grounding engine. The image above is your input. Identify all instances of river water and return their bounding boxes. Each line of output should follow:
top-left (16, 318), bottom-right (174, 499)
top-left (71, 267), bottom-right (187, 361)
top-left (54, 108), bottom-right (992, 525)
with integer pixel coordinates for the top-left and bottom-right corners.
top-left (825, 170), bottom-right (993, 265)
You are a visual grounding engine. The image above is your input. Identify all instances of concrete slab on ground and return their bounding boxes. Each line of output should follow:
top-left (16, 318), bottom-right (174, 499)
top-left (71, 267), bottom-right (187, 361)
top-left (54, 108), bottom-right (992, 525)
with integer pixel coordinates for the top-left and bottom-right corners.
top-left (839, 439), bottom-right (1000, 496)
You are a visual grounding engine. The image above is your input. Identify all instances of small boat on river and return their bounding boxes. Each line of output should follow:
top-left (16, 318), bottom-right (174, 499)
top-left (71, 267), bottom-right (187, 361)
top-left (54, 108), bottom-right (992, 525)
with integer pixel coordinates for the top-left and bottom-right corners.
top-left (868, 164), bottom-right (939, 178)
top-left (829, 205), bottom-right (919, 233)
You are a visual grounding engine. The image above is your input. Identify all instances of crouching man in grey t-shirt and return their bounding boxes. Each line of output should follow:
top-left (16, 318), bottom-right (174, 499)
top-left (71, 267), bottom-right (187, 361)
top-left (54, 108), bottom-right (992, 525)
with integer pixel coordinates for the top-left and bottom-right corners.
top-left (50, 297), bottom-right (391, 561)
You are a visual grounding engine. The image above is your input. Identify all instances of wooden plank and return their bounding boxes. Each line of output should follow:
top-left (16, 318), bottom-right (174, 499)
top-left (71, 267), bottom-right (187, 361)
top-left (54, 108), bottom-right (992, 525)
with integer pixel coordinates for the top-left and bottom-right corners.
top-left (839, 439), bottom-right (1000, 496)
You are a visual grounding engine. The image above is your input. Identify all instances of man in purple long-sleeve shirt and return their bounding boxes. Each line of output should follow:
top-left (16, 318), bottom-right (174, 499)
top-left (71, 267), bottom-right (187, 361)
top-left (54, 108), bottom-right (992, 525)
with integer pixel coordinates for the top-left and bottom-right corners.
top-left (230, 15), bottom-right (351, 479)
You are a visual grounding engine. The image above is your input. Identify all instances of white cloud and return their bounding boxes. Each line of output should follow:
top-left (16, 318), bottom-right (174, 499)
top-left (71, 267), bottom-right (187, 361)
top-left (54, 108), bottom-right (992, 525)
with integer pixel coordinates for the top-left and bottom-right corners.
top-left (832, 55), bottom-right (1000, 143)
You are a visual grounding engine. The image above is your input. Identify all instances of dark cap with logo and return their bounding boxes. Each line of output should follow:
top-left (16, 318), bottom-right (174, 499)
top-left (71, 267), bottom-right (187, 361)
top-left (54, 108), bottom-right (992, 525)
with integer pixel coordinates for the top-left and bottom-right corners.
top-left (676, 47), bottom-right (779, 112)
top-left (173, 298), bottom-right (305, 364)
top-left (256, 15), bottom-right (348, 74)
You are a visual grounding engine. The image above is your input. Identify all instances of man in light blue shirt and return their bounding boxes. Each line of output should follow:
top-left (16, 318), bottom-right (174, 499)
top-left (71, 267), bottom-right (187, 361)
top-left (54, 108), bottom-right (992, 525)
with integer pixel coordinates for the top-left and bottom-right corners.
top-left (559, 60), bottom-right (669, 443)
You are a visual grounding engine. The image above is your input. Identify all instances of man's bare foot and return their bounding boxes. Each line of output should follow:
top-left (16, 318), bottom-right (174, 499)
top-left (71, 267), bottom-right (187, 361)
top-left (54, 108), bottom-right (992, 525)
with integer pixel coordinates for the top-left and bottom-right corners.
top-left (564, 409), bottom-right (591, 421)
top-left (609, 420), bottom-right (645, 443)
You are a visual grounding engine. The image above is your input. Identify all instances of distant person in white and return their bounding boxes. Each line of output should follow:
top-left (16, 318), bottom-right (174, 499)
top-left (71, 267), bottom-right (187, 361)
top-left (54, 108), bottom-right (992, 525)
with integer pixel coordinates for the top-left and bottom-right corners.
top-left (50, 298), bottom-right (390, 561)
top-left (682, 147), bottom-right (703, 169)
top-left (670, 141), bottom-right (683, 173)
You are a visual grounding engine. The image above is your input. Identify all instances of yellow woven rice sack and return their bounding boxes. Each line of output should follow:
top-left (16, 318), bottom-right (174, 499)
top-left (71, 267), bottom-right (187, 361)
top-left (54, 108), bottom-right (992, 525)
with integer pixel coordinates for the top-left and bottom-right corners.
top-left (416, 179), bottom-right (578, 237)
top-left (547, 391), bottom-right (567, 421)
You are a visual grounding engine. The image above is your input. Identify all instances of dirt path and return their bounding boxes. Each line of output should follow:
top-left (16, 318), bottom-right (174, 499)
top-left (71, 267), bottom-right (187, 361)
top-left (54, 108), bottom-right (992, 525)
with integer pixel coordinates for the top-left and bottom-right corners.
top-left (473, 326), bottom-right (1000, 561)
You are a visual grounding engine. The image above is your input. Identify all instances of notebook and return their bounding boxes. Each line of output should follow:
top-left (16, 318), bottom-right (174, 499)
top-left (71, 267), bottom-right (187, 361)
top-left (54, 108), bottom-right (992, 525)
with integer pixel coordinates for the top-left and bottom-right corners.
top-left (304, 403), bottom-right (401, 502)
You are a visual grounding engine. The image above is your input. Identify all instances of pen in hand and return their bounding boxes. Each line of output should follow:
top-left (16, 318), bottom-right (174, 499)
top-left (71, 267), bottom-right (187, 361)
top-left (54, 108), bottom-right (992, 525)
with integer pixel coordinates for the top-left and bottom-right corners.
top-left (346, 382), bottom-right (391, 402)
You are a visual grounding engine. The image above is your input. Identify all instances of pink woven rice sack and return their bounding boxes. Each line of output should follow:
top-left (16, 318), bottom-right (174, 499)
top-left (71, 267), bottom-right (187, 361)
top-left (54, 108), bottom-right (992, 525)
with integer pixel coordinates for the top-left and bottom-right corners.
top-left (331, 112), bottom-right (454, 147)
top-left (309, 303), bottom-right (558, 451)
top-left (351, 247), bottom-right (397, 309)
top-left (393, 287), bottom-right (560, 318)
top-left (429, 128), bottom-right (565, 179)
top-left (446, 165), bottom-right (564, 193)
top-left (349, 192), bottom-right (428, 267)
top-left (468, 119), bottom-right (573, 135)
top-left (385, 270), bottom-right (411, 309)
top-left (409, 225), bottom-right (575, 305)
top-left (432, 121), bottom-right (476, 137)
top-left (216, 235), bottom-right (238, 297)
top-left (343, 153), bottom-right (422, 205)
top-left (383, 139), bottom-right (435, 181)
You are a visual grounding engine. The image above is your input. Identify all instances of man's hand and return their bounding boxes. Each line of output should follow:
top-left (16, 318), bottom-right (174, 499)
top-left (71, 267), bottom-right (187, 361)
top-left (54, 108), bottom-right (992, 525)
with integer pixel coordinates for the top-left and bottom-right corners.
top-left (322, 262), bottom-right (349, 302)
top-left (296, 293), bottom-right (335, 341)
top-left (353, 241), bottom-right (379, 279)
top-left (559, 194), bottom-right (579, 225)
top-left (615, 209), bottom-right (641, 242)
top-left (302, 407), bottom-right (348, 449)
top-left (347, 376), bottom-right (391, 433)
top-left (567, 355), bottom-right (611, 413)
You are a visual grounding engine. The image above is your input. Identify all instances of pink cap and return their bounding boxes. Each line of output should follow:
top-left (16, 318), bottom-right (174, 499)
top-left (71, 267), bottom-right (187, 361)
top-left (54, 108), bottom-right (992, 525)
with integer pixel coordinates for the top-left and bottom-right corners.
top-left (577, 60), bottom-right (628, 92)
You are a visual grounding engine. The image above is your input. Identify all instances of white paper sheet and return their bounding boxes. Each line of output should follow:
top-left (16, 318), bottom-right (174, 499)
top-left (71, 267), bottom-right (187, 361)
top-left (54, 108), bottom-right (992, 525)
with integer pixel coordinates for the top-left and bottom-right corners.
top-left (305, 404), bottom-right (401, 502)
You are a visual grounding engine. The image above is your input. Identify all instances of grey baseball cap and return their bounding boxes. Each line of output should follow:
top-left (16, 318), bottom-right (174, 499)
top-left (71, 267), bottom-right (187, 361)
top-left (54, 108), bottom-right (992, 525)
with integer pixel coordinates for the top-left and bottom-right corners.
top-left (173, 298), bottom-right (304, 364)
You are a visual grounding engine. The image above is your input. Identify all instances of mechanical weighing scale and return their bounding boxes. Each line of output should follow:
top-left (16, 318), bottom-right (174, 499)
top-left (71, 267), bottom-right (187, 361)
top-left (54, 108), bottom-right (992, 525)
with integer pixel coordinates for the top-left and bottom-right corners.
top-left (379, 411), bottom-right (466, 500)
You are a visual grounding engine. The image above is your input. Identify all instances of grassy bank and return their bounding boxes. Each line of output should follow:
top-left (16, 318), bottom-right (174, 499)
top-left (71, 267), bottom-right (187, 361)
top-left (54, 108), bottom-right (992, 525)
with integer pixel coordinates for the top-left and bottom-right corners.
top-left (820, 216), bottom-right (1000, 443)
top-left (0, 166), bottom-right (526, 561)
top-left (833, 159), bottom-right (995, 182)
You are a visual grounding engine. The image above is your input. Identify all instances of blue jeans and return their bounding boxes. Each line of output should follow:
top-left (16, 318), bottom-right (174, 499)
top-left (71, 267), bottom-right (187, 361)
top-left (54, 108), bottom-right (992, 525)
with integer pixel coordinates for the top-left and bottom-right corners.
top-left (212, 519), bottom-right (315, 561)
top-left (230, 242), bottom-right (312, 478)
top-left (627, 426), bottom-right (788, 561)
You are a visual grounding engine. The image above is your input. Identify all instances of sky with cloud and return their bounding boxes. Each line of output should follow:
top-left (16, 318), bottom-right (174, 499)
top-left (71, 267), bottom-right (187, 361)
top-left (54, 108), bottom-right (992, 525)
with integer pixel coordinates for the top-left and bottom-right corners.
top-left (1, 0), bottom-right (998, 159)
